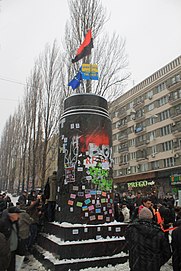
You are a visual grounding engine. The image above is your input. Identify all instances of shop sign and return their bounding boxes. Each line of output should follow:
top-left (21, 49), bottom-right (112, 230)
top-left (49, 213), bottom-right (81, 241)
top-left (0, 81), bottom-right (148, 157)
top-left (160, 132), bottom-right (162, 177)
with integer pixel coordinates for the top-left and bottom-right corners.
top-left (127, 180), bottom-right (155, 188)
top-left (170, 175), bottom-right (181, 185)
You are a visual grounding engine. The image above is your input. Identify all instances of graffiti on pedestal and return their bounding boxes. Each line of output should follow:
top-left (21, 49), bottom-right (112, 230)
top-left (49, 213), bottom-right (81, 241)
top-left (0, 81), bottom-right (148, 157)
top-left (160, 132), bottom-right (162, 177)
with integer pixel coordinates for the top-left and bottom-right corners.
top-left (60, 126), bottom-right (114, 222)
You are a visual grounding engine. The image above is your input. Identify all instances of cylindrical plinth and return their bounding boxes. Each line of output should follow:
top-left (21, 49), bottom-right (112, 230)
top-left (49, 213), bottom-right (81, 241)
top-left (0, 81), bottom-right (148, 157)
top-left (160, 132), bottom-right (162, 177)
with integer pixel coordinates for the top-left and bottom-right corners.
top-left (56, 94), bottom-right (114, 224)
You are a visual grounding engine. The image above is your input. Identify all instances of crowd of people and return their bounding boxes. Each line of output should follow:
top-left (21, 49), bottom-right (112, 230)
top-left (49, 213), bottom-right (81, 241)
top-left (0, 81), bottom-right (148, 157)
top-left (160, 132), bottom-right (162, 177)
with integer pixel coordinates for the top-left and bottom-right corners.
top-left (0, 171), bottom-right (57, 271)
top-left (0, 184), bottom-right (181, 271)
top-left (114, 191), bottom-right (181, 271)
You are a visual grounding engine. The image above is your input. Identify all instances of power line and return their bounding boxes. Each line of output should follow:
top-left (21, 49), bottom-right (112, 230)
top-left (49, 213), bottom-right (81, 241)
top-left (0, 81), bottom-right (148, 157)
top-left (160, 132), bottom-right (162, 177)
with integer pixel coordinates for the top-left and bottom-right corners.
top-left (0, 76), bottom-right (26, 86)
top-left (0, 98), bottom-right (18, 102)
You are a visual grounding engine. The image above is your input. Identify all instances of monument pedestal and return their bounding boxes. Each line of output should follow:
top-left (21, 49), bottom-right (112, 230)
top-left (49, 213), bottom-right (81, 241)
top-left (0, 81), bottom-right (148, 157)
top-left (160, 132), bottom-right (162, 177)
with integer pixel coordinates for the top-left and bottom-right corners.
top-left (34, 94), bottom-right (128, 270)
top-left (34, 221), bottom-right (128, 271)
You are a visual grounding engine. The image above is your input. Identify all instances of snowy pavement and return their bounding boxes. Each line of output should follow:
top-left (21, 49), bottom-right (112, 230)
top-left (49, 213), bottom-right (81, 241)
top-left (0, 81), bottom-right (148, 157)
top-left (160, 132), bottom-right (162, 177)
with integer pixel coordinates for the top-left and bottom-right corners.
top-left (19, 255), bottom-right (172, 271)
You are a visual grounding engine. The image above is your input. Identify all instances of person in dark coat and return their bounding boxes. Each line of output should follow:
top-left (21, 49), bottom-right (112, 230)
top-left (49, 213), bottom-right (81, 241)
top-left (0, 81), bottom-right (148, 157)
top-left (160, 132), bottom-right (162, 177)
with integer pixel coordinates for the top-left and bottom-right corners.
top-left (0, 194), bottom-right (7, 216)
top-left (171, 210), bottom-right (181, 271)
top-left (28, 190), bottom-right (37, 205)
top-left (18, 190), bottom-right (28, 206)
top-left (26, 199), bottom-right (41, 250)
top-left (0, 232), bottom-right (11, 271)
top-left (44, 171), bottom-right (57, 222)
top-left (125, 207), bottom-right (171, 271)
top-left (0, 206), bottom-right (21, 271)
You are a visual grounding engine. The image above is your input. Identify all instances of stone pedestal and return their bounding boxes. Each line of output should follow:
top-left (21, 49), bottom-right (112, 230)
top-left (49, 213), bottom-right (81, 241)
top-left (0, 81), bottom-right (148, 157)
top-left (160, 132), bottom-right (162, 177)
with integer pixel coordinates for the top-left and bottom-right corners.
top-left (56, 94), bottom-right (114, 225)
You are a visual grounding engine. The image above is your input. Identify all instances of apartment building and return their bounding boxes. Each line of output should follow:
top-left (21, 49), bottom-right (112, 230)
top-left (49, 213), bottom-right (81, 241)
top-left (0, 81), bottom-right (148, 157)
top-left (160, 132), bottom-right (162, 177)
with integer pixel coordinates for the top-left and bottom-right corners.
top-left (110, 55), bottom-right (181, 197)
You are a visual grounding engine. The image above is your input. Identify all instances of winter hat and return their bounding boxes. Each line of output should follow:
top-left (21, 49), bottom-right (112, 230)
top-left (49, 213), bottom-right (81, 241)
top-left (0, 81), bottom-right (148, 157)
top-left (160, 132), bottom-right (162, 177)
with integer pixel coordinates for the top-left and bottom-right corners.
top-left (139, 207), bottom-right (153, 220)
top-left (8, 206), bottom-right (21, 214)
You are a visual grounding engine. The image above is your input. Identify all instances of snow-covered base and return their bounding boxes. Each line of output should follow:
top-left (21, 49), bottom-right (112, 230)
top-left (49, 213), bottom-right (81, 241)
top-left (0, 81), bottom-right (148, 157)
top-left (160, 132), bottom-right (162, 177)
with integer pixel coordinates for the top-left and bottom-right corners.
top-left (19, 254), bottom-right (172, 271)
top-left (36, 244), bottom-right (127, 265)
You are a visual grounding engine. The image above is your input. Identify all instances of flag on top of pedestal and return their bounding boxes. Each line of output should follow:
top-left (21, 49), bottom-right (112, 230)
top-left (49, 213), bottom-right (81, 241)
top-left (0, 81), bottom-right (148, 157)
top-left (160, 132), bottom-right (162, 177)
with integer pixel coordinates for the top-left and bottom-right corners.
top-left (68, 70), bottom-right (82, 90)
top-left (72, 29), bottom-right (93, 63)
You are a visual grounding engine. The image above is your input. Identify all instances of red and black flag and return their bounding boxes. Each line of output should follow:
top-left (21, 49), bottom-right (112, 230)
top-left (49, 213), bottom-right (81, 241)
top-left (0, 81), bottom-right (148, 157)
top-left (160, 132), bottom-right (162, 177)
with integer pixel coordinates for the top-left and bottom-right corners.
top-left (72, 29), bottom-right (93, 63)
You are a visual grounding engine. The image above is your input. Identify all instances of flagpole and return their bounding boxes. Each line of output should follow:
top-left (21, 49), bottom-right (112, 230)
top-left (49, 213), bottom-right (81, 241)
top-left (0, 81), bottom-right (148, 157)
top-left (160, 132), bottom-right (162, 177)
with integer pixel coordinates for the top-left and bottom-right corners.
top-left (85, 55), bottom-right (92, 93)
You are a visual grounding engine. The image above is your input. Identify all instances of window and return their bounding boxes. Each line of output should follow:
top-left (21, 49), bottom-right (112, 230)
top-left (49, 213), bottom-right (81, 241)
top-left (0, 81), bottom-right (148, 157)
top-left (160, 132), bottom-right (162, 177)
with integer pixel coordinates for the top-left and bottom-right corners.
top-left (116, 122), bottom-right (121, 128)
top-left (115, 111), bottom-right (119, 117)
top-left (149, 131), bottom-right (156, 141)
top-left (135, 122), bottom-right (144, 133)
top-left (164, 157), bottom-right (175, 167)
top-left (171, 74), bottom-right (181, 84)
top-left (113, 145), bottom-right (119, 153)
top-left (162, 141), bottom-right (173, 151)
top-left (160, 125), bottom-right (172, 136)
top-left (129, 138), bottom-right (135, 147)
top-left (156, 82), bottom-right (166, 93)
top-left (130, 152), bottom-right (136, 160)
top-left (129, 101), bottom-right (134, 109)
top-left (159, 95), bottom-right (169, 106)
top-left (136, 109), bottom-right (144, 118)
top-left (114, 157), bottom-right (120, 165)
top-left (123, 153), bottom-right (128, 163)
top-left (151, 161), bottom-right (159, 170)
top-left (147, 90), bottom-right (153, 99)
top-left (147, 103), bottom-right (154, 111)
top-left (160, 109), bottom-right (170, 121)
top-left (138, 135), bottom-right (146, 142)
top-left (132, 166), bottom-right (139, 174)
top-left (113, 170), bottom-right (120, 177)
top-left (140, 163), bottom-right (148, 172)
top-left (148, 116), bottom-right (157, 125)
top-left (151, 145), bottom-right (157, 154)
top-left (172, 88), bottom-right (181, 100)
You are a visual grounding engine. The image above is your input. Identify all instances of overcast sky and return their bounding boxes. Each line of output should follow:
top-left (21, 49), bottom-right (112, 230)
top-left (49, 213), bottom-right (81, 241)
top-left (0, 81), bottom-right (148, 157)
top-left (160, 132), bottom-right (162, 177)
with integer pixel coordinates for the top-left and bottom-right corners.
top-left (0, 0), bottom-right (181, 136)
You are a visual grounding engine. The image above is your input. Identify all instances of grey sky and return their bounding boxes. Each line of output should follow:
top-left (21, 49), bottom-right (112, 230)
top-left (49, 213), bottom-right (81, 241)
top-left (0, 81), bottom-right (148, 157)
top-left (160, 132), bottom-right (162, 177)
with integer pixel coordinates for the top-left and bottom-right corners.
top-left (0, 0), bottom-right (180, 135)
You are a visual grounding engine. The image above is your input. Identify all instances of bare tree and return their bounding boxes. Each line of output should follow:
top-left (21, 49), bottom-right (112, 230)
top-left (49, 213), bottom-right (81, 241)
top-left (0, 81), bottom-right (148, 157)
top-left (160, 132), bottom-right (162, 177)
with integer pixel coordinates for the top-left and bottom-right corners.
top-left (37, 41), bottom-right (64, 187)
top-left (60, 0), bottom-right (130, 98)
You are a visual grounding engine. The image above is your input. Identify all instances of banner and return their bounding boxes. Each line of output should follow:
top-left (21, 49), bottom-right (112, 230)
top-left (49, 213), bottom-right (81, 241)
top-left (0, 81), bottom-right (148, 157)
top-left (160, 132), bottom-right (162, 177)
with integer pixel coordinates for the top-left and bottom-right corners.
top-left (81, 64), bottom-right (98, 80)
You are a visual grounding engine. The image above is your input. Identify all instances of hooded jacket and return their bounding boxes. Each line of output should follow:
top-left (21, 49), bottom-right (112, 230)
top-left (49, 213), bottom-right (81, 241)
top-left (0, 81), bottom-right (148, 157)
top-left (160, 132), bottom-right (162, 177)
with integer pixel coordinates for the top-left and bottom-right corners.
top-left (0, 232), bottom-right (11, 271)
top-left (125, 219), bottom-right (171, 271)
top-left (172, 224), bottom-right (181, 271)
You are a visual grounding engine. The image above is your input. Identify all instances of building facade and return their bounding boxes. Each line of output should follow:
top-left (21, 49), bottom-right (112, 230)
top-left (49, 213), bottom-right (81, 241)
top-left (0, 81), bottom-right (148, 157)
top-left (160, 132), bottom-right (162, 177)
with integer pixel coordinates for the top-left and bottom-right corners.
top-left (110, 56), bottom-right (181, 197)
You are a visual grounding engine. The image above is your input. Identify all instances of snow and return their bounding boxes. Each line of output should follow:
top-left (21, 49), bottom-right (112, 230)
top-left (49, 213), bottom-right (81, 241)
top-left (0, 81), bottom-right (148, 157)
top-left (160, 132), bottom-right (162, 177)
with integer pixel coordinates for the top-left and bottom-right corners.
top-left (19, 254), bottom-right (172, 271)
top-left (52, 221), bottom-right (125, 228)
top-left (7, 194), bottom-right (172, 271)
top-left (43, 232), bottom-right (125, 245)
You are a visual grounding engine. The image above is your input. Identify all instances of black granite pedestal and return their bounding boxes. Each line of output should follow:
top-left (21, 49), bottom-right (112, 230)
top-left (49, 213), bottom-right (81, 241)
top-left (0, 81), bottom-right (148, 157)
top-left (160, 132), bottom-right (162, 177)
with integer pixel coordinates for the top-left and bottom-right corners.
top-left (34, 221), bottom-right (128, 271)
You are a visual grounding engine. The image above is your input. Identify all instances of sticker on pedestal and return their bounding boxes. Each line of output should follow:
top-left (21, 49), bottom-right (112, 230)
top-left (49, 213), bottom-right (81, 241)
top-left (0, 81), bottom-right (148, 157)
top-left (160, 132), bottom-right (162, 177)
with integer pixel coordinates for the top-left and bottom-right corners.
top-left (76, 202), bottom-right (83, 207)
top-left (72, 229), bottom-right (79, 234)
top-left (90, 215), bottom-right (96, 221)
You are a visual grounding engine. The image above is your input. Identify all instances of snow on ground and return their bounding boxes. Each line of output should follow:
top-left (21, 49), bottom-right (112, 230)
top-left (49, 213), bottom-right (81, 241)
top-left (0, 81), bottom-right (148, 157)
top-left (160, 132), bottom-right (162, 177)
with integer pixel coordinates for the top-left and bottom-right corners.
top-left (8, 194), bottom-right (172, 271)
top-left (18, 255), bottom-right (47, 271)
top-left (19, 256), bottom-right (172, 271)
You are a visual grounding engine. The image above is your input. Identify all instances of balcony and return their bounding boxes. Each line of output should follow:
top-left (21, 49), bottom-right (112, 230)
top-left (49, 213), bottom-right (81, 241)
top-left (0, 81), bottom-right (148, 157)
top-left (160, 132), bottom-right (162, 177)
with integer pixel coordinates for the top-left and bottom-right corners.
top-left (118, 134), bottom-right (128, 142)
top-left (167, 80), bottom-right (181, 91)
top-left (118, 146), bottom-right (129, 153)
top-left (172, 123), bottom-right (181, 136)
top-left (133, 99), bottom-right (145, 110)
top-left (133, 114), bottom-right (145, 123)
top-left (169, 97), bottom-right (181, 106)
top-left (119, 162), bottom-right (129, 168)
top-left (170, 110), bottom-right (181, 122)
top-left (136, 156), bottom-right (148, 162)
top-left (117, 123), bottom-right (128, 131)
top-left (135, 140), bottom-right (147, 148)
top-left (134, 126), bottom-right (146, 135)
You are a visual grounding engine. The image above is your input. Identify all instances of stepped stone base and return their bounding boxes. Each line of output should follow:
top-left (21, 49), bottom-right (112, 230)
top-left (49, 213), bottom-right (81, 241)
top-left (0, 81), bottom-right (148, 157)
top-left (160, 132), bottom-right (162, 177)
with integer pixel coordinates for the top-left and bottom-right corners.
top-left (34, 245), bottom-right (128, 271)
top-left (34, 222), bottom-right (128, 271)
